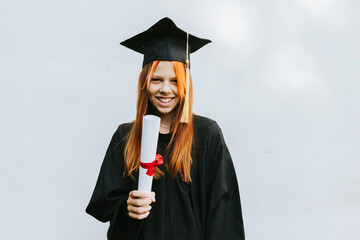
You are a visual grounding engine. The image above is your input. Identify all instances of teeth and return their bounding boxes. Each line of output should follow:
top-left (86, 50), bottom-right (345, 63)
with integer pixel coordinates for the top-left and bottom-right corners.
top-left (158, 98), bottom-right (172, 103)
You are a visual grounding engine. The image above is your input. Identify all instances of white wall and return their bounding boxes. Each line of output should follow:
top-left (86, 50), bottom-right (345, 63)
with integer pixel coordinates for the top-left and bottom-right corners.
top-left (1, 0), bottom-right (359, 239)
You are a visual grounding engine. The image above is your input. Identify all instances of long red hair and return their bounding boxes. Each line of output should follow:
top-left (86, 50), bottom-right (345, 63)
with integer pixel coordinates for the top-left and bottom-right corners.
top-left (124, 60), bottom-right (194, 183)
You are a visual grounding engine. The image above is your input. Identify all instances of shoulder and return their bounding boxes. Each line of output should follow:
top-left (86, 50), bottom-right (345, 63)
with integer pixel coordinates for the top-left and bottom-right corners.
top-left (109, 122), bottom-right (133, 146)
top-left (192, 114), bottom-right (224, 148)
top-left (193, 114), bottom-right (216, 126)
top-left (193, 114), bottom-right (222, 134)
top-left (116, 122), bottom-right (133, 136)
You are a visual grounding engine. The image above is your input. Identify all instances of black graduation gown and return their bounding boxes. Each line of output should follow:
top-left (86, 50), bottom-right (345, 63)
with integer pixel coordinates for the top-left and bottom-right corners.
top-left (86, 115), bottom-right (245, 240)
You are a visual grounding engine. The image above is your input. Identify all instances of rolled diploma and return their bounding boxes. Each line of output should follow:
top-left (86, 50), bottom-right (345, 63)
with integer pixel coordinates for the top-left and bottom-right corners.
top-left (138, 115), bottom-right (161, 195)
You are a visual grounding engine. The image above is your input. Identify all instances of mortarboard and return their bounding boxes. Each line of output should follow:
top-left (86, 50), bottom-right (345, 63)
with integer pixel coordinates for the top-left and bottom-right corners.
top-left (120, 17), bottom-right (211, 123)
top-left (120, 17), bottom-right (211, 67)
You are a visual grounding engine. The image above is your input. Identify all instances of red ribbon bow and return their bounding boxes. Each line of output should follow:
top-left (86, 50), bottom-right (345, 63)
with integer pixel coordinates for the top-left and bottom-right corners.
top-left (140, 154), bottom-right (163, 176)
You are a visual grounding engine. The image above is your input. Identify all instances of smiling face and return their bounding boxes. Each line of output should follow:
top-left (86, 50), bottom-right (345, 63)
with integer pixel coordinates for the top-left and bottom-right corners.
top-left (148, 61), bottom-right (180, 118)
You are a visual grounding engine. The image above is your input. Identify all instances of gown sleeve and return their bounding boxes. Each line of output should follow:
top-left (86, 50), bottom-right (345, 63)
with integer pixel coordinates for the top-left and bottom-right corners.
top-left (85, 125), bottom-right (143, 240)
top-left (204, 121), bottom-right (245, 240)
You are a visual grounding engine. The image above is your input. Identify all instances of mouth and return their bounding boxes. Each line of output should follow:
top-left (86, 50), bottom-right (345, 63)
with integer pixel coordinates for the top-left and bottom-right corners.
top-left (156, 97), bottom-right (174, 103)
top-left (156, 97), bottom-right (174, 105)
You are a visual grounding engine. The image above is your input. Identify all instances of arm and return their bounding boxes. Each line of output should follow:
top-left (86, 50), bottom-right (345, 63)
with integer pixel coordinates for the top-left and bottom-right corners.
top-left (205, 122), bottom-right (245, 240)
top-left (85, 128), bottom-right (129, 222)
top-left (85, 126), bottom-right (145, 239)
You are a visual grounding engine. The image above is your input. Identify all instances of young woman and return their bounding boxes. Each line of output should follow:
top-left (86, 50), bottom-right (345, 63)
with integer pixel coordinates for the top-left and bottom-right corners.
top-left (86, 17), bottom-right (245, 240)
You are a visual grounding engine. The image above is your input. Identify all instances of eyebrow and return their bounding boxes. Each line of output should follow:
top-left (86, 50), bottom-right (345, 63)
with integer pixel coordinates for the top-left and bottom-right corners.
top-left (152, 74), bottom-right (177, 80)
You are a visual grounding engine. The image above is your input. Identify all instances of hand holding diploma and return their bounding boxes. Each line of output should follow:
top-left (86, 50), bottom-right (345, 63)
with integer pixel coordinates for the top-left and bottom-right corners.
top-left (127, 190), bottom-right (156, 220)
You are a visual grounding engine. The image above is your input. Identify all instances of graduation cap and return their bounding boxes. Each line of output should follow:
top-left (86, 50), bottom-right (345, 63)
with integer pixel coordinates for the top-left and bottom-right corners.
top-left (120, 17), bottom-right (211, 123)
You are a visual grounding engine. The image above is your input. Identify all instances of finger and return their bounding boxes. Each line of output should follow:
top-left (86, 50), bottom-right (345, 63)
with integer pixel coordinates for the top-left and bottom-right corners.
top-left (127, 205), bottom-right (152, 215)
top-left (130, 190), bottom-right (150, 198)
top-left (128, 211), bottom-right (150, 220)
top-left (127, 197), bottom-right (152, 207)
top-left (150, 192), bottom-right (156, 202)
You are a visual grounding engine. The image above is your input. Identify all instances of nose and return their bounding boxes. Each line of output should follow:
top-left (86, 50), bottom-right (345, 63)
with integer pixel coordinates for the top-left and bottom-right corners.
top-left (160, 80), bottom-right (171, 94)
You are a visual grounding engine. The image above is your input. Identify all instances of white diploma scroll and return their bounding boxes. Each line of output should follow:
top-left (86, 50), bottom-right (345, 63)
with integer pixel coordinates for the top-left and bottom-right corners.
top-left (138, 115), bottom-right (161, 195)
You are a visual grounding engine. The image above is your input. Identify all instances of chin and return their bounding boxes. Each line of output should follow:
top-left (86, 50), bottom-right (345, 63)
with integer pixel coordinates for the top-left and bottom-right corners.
top-left (149, 100), bottom-right (179, 117)
top-left (156, 106), bottom-right (177, 115)
top-left (157, 109), bottom-right (173, 115)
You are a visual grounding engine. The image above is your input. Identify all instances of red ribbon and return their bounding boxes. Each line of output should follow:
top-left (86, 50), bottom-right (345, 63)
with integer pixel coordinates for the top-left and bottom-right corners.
top-left (140, 154), bottom-right (163, 176)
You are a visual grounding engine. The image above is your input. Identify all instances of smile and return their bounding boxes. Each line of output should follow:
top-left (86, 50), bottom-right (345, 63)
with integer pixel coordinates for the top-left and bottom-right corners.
top-left (156, 97), bottom-right (174, 104)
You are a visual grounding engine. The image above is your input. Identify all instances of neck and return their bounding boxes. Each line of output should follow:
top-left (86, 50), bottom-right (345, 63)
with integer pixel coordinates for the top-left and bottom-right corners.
top-left (158, 113), bottom-right (172, 134)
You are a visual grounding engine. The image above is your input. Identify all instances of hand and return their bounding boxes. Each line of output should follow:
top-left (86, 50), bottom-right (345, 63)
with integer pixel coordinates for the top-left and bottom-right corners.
top-left (127, 190), bottom-right (156, 220)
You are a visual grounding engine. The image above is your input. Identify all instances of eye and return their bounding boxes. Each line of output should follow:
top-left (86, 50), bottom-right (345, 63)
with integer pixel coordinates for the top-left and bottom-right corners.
top-left (171, 79), bottom-right (178, 84)
top-left (151, 78), bottom-right (161, 82)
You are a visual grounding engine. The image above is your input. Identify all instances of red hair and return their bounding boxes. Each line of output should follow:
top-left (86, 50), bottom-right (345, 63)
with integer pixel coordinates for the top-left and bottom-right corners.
top-left (124, 60), bottom-right (194, 183)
